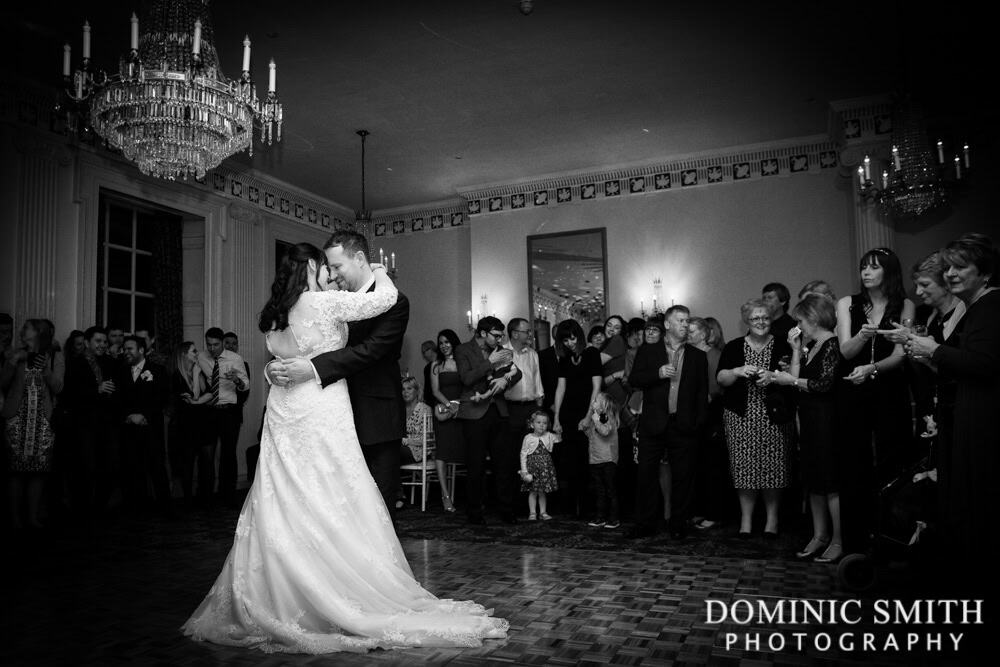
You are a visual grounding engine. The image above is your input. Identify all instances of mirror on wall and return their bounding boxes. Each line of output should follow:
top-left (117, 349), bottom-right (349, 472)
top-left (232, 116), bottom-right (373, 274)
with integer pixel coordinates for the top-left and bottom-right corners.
top-left (527, 228), bottom-right (608, 349)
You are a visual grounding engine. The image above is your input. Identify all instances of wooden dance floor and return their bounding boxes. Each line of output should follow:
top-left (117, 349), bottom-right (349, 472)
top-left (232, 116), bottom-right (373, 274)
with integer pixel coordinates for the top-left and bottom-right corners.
top-left (3, 499), bottom-right (986, 666)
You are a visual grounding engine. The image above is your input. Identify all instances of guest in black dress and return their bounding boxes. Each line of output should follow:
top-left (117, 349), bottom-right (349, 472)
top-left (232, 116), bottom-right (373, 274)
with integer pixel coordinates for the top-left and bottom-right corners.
top-left (551, 319), bottom-right (602, 517)
top-left (835, 247), bottom-right (915, 552)
top-left (773, 294), bottom-right (845, 562)
top-left (429, 329), bottom-right (465, 513)
top-left (907, 234), bottom-right (1000, 593)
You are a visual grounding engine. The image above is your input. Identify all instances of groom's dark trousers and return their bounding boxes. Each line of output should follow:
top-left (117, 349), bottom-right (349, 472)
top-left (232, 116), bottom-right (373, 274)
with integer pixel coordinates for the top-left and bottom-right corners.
top-left (311, 286), bottom-right (410, 518)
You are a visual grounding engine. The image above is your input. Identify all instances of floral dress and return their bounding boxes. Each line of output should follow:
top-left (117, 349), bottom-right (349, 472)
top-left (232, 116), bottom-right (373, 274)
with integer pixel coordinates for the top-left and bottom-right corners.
top-left (520, 432), bottom-right (559, 493)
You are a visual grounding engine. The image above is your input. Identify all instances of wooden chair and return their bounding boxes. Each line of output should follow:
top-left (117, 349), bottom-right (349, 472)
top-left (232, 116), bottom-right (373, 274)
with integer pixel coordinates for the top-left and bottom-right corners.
top-left (400, 411), bottom-right (438, 511)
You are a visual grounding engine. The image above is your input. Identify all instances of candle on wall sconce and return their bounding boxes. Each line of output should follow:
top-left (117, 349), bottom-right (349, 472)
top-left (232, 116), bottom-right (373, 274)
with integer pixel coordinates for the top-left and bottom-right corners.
top-left (857, 166), bottom-right (865, 187)
top-left (881, 170), bottom-right (889, 189)
top-left (963, 143), bottom-right (970, 168)
top-left (467, 310), bottom-right (472, 325)
top-left (892, 146), bottom-right (900, 170)
top-left (937, 141), bottom-right (944, 164)
top-left (390, 252), bottom-right (395, 270)
top-left (954, 156), bottom-right (962, 179)
top-left (379, 248), bottom-right (385, 265)
top-left (863, 155), bottom-right (871, 180)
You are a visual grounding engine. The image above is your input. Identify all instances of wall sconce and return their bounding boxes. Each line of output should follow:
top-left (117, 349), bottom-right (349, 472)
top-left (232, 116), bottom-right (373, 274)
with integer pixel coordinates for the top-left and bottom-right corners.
top-left (640, 277), bottom-right (667, 319)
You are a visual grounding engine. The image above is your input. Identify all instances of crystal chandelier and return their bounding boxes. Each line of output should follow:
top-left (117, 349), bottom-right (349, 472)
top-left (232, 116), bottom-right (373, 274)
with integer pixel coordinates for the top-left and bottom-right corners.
top-left (858, 97), bottom-right (969, 220)
top-left (60, 0), bottom-right (283, 181)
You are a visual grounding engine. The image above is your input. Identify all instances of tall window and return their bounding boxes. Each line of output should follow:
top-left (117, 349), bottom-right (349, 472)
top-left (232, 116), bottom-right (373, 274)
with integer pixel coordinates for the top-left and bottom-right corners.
top-left (96, 196), bottom-right (177, 332)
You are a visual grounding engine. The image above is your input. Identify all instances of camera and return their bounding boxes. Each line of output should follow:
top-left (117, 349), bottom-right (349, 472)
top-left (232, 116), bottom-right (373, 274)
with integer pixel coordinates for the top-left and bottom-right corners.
top-left (598, 412), bottom-right (608, 424)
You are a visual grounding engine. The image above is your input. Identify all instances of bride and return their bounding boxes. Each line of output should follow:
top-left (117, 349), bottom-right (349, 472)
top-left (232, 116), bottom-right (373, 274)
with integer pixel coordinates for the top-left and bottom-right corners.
top-left (181, 242), bottom-right (508, 654)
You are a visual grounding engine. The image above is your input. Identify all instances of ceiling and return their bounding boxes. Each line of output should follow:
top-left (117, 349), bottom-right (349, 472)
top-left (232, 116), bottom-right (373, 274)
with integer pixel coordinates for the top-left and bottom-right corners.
top-left (8, 1), bottom-right (989, 212)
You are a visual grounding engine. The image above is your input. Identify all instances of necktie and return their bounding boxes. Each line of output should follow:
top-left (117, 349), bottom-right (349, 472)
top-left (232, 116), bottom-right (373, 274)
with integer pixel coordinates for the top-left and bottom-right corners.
top-left (210, 358), bottom-right (220, 405)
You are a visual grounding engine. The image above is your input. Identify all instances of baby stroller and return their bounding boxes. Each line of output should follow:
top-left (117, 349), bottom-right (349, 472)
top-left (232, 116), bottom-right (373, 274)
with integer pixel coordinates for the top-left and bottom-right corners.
top-left (838, 436), bottom-right (938, 592)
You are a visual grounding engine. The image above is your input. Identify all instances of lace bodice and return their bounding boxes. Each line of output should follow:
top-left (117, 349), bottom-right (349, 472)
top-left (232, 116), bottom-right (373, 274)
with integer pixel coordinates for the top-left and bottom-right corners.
top-left (265, 281), bottom-right (398, 360)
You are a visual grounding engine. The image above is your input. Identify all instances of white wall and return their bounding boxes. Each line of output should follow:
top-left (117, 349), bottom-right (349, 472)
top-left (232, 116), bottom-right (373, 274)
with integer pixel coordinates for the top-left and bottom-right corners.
top-left (470, 171), bottom-right (856, 339)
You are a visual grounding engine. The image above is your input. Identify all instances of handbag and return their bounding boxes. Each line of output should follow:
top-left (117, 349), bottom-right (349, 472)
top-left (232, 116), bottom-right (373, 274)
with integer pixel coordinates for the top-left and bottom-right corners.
top-left (434, 401), bottom-right (459, 422)
top-left (764, 385), bottom-right (796, 425)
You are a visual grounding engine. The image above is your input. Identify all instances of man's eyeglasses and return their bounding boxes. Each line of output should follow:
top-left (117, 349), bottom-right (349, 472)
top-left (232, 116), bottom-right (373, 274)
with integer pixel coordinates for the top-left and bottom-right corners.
top-left (513, 329), bottom-right (532, 336)
top-left (487, 330), bottom-right (505, 339)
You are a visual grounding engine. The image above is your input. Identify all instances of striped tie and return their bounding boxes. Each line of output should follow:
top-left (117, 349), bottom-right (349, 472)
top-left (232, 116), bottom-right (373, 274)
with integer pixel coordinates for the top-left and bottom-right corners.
top-left (210, 358), bottom-right (220, 405)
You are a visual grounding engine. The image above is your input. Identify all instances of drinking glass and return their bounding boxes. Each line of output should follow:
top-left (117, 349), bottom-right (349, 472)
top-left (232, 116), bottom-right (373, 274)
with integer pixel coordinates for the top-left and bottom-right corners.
top-left (911, 325), bottom-right (928, 358)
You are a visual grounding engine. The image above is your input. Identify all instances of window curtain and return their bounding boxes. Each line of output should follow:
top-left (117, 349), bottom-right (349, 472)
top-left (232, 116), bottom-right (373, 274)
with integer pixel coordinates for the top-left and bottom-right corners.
top-left (151, 214), bottom-right (183, 361)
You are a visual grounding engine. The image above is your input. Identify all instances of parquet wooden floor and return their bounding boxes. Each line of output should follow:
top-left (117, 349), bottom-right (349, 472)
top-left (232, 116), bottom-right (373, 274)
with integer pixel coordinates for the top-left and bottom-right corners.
top-left (2, 501), bottom-right (988, 666)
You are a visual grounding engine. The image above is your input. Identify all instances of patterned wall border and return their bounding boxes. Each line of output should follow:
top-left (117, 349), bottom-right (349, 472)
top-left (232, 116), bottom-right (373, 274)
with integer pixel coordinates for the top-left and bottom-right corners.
top-left (459, 139), bottom-right (841, 217)
top-left (367, 202), bottom-right (468, 238)
top-left (828, 95), bottom-right (894, 146)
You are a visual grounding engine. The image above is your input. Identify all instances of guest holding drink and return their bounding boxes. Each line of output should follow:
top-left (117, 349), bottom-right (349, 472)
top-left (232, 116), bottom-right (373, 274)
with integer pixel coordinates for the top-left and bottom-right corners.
top-left (836, 248), bottom-right (914, 552)
top-left (717, 300), bottom-right (793, 538)
top-left (906, 233), bottom-right (999, 592)
top-left (430, 329), bottom-right (464, 513)
top-left (772, 295), bottom-right (845, 562)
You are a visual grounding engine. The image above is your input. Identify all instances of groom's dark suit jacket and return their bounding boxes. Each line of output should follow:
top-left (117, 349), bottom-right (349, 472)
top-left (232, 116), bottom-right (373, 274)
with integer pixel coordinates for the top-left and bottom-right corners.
top-left (311, 284), bottom-right (409, 446)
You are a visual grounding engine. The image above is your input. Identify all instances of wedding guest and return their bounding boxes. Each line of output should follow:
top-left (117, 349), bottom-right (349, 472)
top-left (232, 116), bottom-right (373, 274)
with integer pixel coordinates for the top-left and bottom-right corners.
top-left (455, 317), bottom-right (522, 525)
top-left (107, 325), bottom-right (126, 362)
top-left (772, 294), bottom-right (845, 562)
top-left (2, 319), bottom-right (64, 529)
top-left (798, 280), bottom-right (837, 302)
top-left (717, 299), bottom-right (794, 538)
top-left (900, 253), bottom-right (965, 461)
top-left (600, 315), bottom-right (629, 405)
top-left (504, 317), bottom-right (545, 484)
top-left (169, 342), bottom-right (213, 503)
top-left (429, 329), bottom-right (464, 513)
top-left (420, 340), bottom-right (438, 407)
top-left (763, 282), bottom-right (796, 343)
top-left (63, 326), bottom-right (120, 518)
top-left (536, 322), bottom-right (559, 415)
top-left (116, 335), bottom-right (170, 515)
top-left (135, 326), bottom-right (169, 369)
top-left (906, 233), bottom-right (1000, 592)
top-left (587, 326), bottom-right (606, 351)
top-left (836, 248), bottom-right (914, 551)
top-left (64, 330), bottom-right (86, 363)
top-left (687, 316), bottom-right (729, 530)
top-left (519, 409), bottom-right (559, 521)
top-left (198, 327), bottom-right (250, 507)
top-left (583, 392), bottom-right (620, 529)
top-left (627, 307), bottom-right (708, 539)
top-left (551, 319), bottom-right (602, 518)
top-left (397, 376), bottom-right (432, 509)
top-left (223, 331), bottom-right (251, 430)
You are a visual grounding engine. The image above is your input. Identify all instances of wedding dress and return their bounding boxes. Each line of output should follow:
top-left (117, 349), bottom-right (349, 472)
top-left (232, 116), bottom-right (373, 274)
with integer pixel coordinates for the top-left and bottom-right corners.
top-left (181, 280), bottom-right (508, 654)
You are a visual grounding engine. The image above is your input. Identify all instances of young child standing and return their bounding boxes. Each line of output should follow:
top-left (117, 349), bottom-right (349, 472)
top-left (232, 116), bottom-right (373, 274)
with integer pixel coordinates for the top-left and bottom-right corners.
top-left (519, 410), bottom-right (559, 520)
top-left (582, 392), bottom-right (620, 528)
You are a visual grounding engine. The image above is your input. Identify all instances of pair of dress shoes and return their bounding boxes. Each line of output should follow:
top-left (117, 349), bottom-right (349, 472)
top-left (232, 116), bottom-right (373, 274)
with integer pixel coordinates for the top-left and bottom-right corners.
top-left (796, 538), bottom-right (843, 563)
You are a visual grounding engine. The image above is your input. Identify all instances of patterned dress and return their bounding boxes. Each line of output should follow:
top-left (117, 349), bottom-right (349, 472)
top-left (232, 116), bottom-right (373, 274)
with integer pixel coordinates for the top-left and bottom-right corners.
top-left (723, 338), bottom-right (792, 489)
top-left (5, 355), bottom-right (56, 473)
top-left (520, 433), bottom-right (558, 493)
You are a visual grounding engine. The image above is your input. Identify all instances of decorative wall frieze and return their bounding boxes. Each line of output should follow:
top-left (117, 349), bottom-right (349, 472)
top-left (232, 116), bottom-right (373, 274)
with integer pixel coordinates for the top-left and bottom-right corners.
top-left (368, 199), bottom-right (468, 238)
top-left (458, 136), bottom-right (840, 218)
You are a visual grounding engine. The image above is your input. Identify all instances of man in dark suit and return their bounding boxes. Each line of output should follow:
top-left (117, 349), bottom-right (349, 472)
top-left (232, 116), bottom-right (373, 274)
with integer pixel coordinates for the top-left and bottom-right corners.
top-left (268, 231), bottom-right (409, 519)
top-left (116, 335), bottom-right (171, 515)
top-left (626, 306), bottom-right (708, 539)
top-left (455, 317), bottom-right (522, 525)
top-left (63, 326), bottom-right (124, 518)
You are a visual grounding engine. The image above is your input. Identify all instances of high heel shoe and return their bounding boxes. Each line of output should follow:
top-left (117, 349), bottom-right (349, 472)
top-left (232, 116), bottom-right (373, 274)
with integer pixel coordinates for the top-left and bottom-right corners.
top-left (814, 542), bottom-right (843, 563)
top-left (796, 537), bottom-right (830, 560)
top-left (442, 494), bottom-right (456, 513)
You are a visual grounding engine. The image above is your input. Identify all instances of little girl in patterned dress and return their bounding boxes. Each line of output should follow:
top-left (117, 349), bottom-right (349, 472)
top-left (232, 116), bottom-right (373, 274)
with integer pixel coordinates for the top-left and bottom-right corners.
top-left (519, 410), bottom-right (559, 520)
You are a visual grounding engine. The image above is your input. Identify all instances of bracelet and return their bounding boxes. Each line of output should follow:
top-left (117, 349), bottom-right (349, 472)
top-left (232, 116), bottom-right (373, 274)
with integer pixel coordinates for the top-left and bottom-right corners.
top-left (869, 364), bottom-right (879, 380)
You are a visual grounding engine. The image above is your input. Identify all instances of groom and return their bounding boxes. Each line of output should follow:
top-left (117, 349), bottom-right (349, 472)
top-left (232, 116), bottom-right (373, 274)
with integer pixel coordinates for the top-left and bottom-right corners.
top-left (267, 230), bottom-right (410, 518)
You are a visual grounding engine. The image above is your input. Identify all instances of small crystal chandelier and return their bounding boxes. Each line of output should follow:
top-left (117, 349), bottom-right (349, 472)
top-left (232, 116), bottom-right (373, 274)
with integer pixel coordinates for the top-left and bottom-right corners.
top-left (858, 97), bottom-right (969, 220)
top-left (59, 0), bottom-right (283, 181)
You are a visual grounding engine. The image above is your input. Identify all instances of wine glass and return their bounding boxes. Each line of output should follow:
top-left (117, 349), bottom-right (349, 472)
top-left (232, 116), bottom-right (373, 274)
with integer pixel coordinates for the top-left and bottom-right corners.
top-left (911, 324), bottom-right (928, 358)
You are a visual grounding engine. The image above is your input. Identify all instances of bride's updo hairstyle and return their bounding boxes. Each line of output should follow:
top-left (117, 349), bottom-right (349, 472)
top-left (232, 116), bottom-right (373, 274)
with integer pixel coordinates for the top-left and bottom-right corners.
top-left (258, 242), bottom-right (325, 332)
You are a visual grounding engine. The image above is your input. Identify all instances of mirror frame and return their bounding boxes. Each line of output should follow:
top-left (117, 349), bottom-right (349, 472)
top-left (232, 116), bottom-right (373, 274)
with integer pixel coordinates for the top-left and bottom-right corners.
top-left (526, 227), bottom-right (609, 349)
